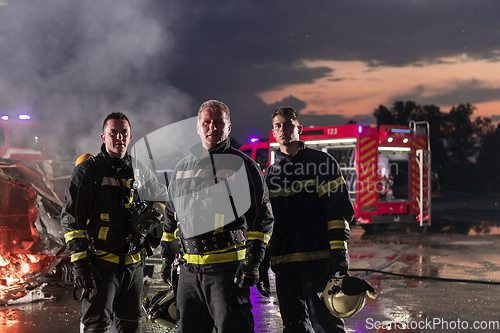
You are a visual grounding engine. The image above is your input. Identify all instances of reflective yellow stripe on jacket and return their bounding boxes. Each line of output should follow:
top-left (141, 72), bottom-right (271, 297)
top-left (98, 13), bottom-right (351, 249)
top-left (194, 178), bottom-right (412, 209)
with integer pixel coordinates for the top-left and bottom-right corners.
top-left (271, 250), bottom-right (330, 265)
top-left (318, 177), bottom-right (345, 198)
top-left (71, 250), bottom-right (88, 262)
top-left (327, 220), bottom-right (350, 231)
top-left (247, 231), bottom-right (271, 245)
top-left (161, 231), bottom-right (175, 243)
top-left (182, 244), bottom-right (246, 265)
top-left (64, 230), bottom-right (86, 243)
top-left (330, 240), bottom-right (348, 250)
top-left (92, 250), bottom-right (142, 265)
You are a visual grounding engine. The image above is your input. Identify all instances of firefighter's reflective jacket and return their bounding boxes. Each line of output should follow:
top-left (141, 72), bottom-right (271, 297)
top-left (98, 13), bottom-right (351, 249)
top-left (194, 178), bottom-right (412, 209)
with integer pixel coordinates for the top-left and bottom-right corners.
top-left (61, 144), bottom-right (167, 265)
top-left (265, 142), bottom-right (354, 272)
top-left (161, 139), bottom-right (274, 272)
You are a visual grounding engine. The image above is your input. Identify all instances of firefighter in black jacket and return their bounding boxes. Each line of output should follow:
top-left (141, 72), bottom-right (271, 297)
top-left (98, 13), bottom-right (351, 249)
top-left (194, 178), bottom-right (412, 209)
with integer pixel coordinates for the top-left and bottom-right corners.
top-left (264, 107), bottom-right (355, 333)
top-left (160, 100), bottom-right (274, 333)
top-left (61, 112), bottom-right (166, 333)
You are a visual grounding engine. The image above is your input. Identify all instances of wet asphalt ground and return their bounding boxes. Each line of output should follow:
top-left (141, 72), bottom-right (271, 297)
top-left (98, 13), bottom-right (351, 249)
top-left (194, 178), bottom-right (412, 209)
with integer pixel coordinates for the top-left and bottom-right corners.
top-left (2, 197), bottom-right (500, 332)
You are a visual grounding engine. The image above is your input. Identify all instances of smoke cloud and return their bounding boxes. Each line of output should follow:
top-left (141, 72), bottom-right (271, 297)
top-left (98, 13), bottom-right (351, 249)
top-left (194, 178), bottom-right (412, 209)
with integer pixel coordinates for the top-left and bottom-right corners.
top-left (0, 0), bottom-right (195, 161)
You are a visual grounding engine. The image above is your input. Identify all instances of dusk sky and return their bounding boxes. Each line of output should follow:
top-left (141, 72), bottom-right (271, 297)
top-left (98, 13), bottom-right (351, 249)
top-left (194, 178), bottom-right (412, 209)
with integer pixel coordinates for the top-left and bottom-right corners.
top-left (1, 1), bottom-right (499, 159)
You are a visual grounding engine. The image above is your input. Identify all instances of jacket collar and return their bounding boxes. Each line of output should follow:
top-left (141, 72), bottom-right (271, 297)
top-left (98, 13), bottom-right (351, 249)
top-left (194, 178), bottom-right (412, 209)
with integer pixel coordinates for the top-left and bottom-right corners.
top-left (275, 141), bottom-right (306, 164)
top-left (99, 143), bottom-right (131, 168)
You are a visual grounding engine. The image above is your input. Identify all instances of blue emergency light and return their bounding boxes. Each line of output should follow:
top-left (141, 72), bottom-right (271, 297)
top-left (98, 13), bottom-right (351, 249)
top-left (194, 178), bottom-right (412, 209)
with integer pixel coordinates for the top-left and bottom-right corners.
top-left (390, 128), bottom-right (411, 133)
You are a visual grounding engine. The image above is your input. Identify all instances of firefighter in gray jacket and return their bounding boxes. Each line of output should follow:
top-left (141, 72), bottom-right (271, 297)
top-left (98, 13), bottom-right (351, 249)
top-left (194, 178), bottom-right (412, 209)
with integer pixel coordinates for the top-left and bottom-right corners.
top-left (160, 100), bottom-right (274, 333)
top-left (264, 107), bottom-right (355, 333)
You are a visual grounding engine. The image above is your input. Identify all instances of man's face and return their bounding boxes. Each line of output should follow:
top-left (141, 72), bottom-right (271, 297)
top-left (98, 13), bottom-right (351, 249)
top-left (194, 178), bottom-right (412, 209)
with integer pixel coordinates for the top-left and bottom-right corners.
top-left (101, 119), bottom-right (132, 158)
top-left (272, 114), bottom-right (302, 147)
top-left (197, 107), bottom-right (231, 151)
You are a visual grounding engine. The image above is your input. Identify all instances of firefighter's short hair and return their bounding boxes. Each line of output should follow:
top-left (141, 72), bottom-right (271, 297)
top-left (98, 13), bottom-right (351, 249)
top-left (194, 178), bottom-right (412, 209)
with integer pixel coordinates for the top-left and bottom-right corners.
top-left (272, 107), bottom-right (300, 124)
top-left (198, 100), bottom-right (231, 122)
top-left (102, 112), bottom-right (131, 133)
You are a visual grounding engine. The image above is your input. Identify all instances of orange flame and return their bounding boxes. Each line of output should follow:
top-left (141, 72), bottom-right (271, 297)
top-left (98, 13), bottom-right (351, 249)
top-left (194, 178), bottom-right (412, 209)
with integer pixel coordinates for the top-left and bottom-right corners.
top-left (0, 252), bottom-right (46, 300)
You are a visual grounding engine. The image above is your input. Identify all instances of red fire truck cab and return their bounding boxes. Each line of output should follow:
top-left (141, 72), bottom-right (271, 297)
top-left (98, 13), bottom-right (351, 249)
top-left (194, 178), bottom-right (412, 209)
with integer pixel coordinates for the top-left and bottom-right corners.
top-left (0, 117), bottom-right (47, 161)
top-left (238, 140), bottom-right (270, 173)
top-left (240, 121), bottom-right (434, 231)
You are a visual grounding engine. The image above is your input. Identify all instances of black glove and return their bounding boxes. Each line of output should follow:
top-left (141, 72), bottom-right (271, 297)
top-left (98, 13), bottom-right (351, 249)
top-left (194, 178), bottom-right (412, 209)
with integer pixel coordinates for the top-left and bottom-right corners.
top-left (234, 258), bottom-right (260, 288)
top-left (325, 249), bottom-right (349, 278)
top-left (256, 249), bottom-right (271, 297)
top-left (73, 257), bottom-right (101, 291)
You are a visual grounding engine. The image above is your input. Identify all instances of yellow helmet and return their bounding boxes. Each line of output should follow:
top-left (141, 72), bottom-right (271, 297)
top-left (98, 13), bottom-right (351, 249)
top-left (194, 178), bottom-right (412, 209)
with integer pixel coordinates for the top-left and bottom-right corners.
top-left (75, 153), bottom-right (95, 166)
top-left (143, 285), bottom-right (177, 328)
top-left (320, 276), bottom-right (378, 318)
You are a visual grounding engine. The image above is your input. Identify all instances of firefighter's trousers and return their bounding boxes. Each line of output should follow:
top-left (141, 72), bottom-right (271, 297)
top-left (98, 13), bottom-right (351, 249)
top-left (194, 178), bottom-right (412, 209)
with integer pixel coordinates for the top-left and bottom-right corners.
top-left (176, 266), bottom-right (254, 333)
top-left (275, 270), bottom-right (345, 333)
top-left (80, 260), bottom-right (143, 333)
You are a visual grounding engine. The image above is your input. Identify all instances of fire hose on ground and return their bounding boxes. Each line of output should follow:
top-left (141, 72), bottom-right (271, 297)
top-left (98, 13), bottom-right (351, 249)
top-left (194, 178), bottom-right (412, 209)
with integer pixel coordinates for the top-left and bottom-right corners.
top-left (350, 226), bottom-right (500, 286)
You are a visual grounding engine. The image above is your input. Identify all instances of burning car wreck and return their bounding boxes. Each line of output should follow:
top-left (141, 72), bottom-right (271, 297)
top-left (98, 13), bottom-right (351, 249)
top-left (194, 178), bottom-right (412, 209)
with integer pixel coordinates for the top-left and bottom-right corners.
top-left (0, 158), bottom-right (73, 305)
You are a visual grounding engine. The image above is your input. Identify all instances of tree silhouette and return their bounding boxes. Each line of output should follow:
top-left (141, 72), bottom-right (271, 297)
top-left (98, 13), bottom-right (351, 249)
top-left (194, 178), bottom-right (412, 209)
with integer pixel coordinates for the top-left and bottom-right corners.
top-left (476, 118), bottom-right (500, 185)
top-left (373, 101), bottom-right (448, 171)
top-left (392, 101), bottom-right (418, 125)
top-left (372, 101), bottom-right (500, 192)
top-left (374, 104), bottom-right (394, 126)
top-left (443, 104), bottom-right (476, 163)
top-left (420, 104), bottom-right (449, 171)
top-left (473, 116), bottom-right (496, 165)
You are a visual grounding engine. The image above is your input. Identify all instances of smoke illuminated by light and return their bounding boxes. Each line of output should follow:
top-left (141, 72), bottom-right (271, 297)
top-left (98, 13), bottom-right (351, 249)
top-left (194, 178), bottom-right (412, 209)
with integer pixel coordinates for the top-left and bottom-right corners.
top-left (0, 1), bottom-right (195, 160)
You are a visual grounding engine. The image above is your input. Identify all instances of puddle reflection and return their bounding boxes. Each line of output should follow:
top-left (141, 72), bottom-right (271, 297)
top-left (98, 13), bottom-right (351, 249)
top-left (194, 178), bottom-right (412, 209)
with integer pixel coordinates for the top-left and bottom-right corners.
top-left (432, 220), bottom-right (500, 235)
top-left (0, 308), bottom-right (19, 328)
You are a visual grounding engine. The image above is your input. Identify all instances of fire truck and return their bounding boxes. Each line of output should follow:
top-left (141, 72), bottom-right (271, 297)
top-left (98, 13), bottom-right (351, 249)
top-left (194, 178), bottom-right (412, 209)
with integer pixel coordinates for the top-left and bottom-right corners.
top-left (238, 139), bottom-right (270, 173)
top-left (239, 121), bottom-right (436, 231)
top-left (0, 116), bottom-right (47, 160)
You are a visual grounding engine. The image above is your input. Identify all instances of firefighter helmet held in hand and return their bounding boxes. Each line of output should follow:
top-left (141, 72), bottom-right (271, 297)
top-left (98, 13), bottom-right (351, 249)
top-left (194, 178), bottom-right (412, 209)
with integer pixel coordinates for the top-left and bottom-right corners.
top-left (142, 284), bottom-right (177, 328)
top-left (320, 275), bottom-right (378, 318)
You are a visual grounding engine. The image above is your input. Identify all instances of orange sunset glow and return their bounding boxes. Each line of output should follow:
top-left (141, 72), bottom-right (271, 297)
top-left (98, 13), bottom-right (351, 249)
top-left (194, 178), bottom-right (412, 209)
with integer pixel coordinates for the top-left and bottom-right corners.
top-left (258, 54), bottom-right (500, 120)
